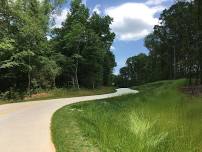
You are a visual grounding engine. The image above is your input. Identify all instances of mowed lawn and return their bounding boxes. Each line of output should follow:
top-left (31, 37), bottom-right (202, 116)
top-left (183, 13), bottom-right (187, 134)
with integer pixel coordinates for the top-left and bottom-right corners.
top-left (51, 80), bottom-right (202, 152)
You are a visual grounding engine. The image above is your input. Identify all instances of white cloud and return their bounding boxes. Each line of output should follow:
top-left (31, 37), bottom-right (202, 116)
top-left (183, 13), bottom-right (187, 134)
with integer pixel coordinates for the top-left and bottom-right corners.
top-left (47, 35), bottom-right (51, 40)
top-left (105, 3), bottom-right (165, 41)
top-left (82, 0), bottom-right (87, 6)
top-left (110, 46), bottom-right (115, 51)
top-left (145, 0), bottom-right (167, 6)
top-left (51, 9), bottom-right (69, 28)
top-left (92, 4), bottom-right (101, 15)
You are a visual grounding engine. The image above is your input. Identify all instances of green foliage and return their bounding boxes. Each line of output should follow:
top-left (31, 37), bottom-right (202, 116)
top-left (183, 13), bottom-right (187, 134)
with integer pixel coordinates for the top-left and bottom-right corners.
top-left (147, 1), bottom-right (201, 84)
top-left (103, 51), bottom-right (116, 86)
top-left (0, 38), bottom-right (15, 51)
top-left (0, 0), bottom-right (63, 99)
top-left (115, 53), bottom-right (150, 87)
top-left (52, 0), bottom-right (115, 88)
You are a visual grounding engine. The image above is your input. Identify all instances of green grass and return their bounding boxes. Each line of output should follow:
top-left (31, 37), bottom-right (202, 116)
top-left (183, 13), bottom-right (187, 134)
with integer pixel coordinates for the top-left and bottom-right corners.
top-left (0, 87), bottom-right (116, 105)
top-left (25, 87), bottom-right (116, 101)
top-left (51, 79), bottom-right (202, 152)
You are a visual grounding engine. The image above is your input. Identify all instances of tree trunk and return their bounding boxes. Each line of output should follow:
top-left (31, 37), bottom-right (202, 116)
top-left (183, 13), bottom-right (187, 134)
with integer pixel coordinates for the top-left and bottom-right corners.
top-left (188, 62), bottom-right (193, 86)
top-left (198, 0), bottom-right (202, 84)
top-left (200, 62), bottom-right (202, 84)
top-left (173, 46), bottom-right (176, 80)
top-left (72, 77), bottom-right (75, 88)
top-left (75, 62), bottom-right (80, 89)
top-left (53, 77), bottom-right (56, 88)
top-left (28, 72), bottom-right (31, 97)
top-left (28, 54), bottom-right (31, 97)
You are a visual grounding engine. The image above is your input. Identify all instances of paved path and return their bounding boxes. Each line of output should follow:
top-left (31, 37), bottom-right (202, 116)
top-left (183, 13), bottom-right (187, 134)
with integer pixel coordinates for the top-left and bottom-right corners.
top-left (0, 88), bottom-right (138, 152)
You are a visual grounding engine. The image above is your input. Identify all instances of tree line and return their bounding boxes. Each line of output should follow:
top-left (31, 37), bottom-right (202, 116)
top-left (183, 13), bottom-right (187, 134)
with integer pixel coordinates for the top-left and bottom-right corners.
top-left (0, 0), bottom-right (116, 99)
top-left (116, 0), bottom-right (202, 87)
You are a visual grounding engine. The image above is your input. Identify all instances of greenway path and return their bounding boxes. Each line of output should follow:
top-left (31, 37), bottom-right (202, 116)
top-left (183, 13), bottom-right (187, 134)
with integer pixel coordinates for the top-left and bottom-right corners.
top-left (0, 88), bottom-right (137, 152)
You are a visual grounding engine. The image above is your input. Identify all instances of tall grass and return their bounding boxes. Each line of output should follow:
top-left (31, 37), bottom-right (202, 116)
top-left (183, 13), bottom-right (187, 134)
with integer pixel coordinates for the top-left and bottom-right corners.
top-left (52, 79), bottom-right (202, 152)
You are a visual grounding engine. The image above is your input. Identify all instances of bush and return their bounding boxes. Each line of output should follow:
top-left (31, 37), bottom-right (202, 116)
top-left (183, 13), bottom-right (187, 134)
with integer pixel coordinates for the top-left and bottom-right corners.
top-left (0, 88), bottom-right (25, 100)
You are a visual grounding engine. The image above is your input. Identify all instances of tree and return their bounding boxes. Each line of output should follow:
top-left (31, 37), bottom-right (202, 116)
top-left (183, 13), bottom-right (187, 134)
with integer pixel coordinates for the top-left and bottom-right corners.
top-left (89, 13), bottom-right (116, 86)
top-left (144, 1), bottom-right (199, 84)
top-left (0, 0), bottom-right (63, 98)
top-left (52, 0), bottom-right (115, 88)
top-left (116, 53), bottom-right (150, 87)
top-left (103, 51), bottom-right (116, 86)
top-left (194, 0), bottom-right (202, 84)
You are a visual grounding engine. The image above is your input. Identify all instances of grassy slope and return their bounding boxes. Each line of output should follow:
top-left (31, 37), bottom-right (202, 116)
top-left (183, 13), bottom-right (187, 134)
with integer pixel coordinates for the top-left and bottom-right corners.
top-left (51, 80), bottom-right (202, 152)
top-left (0, 87), bottom-right (115, 105)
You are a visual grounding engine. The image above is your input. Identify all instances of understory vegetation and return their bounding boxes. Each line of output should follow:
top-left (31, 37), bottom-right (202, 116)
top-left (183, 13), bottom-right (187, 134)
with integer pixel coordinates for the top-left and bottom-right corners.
top-left (24, 87), bottom-right (116, 101)
top-left (0, 87), bottom-right (115, 104)
top-left (52, 79), bottom-right (202, 152)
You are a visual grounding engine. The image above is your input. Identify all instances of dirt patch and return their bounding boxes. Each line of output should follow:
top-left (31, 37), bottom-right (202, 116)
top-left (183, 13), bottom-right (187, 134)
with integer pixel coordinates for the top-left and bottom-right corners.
top-left (24, 93), bottom-right (49, 100)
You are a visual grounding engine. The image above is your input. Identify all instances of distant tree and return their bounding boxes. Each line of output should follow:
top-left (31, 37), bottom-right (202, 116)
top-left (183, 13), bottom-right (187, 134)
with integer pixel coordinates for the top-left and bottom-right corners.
top-left (103, 51), bottom-right (116, 86)
top-left (89, 13), bottom-right (116, 86)
top-left (117, 53), bottom-right (150, 87)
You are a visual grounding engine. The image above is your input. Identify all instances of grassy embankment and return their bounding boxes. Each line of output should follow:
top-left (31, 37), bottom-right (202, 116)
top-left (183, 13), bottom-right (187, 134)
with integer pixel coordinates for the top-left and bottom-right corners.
top-left (0, 87), bottom-right (116, 105)
top-left (51, 79), bottom-right (202, 152)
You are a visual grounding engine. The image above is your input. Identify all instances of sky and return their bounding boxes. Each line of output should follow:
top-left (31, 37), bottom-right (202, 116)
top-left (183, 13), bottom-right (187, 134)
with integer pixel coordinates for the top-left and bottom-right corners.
top-left (52, 0), bottom-right (174, 74)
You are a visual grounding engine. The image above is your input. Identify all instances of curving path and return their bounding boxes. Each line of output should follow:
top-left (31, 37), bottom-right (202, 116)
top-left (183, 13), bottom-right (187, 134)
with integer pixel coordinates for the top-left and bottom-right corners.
top-left (0, 88), bottom-right (138, 152)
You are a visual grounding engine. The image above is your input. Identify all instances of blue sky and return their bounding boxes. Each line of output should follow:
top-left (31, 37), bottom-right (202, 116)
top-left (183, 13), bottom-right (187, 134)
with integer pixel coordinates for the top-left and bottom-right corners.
top-left (53, 0), bottom-right (174, 74)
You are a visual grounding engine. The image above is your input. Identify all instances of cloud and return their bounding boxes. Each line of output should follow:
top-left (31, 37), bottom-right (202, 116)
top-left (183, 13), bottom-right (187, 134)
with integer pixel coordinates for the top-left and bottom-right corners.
top-left (82, 0), bottom-right (87, 6)
top-left (145, 0), bottom-right (167, 6)
top-left (51, 9), bottom-right (69, 28)
top-left (105, 3), bottom-right (165, 41)
top-left (50, 0), bottom-right (86, 28)
top-left (92, 4), bottom-right (101, 15)
top-left (110, 46), bottom-right (115, 51)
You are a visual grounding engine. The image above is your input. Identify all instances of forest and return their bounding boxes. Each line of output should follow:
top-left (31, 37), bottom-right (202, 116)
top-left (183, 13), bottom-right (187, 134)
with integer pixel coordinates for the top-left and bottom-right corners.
top-left (0, 0), bottom-right (116, 99)
top-left (116, 0), bottom-right (202, 88)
